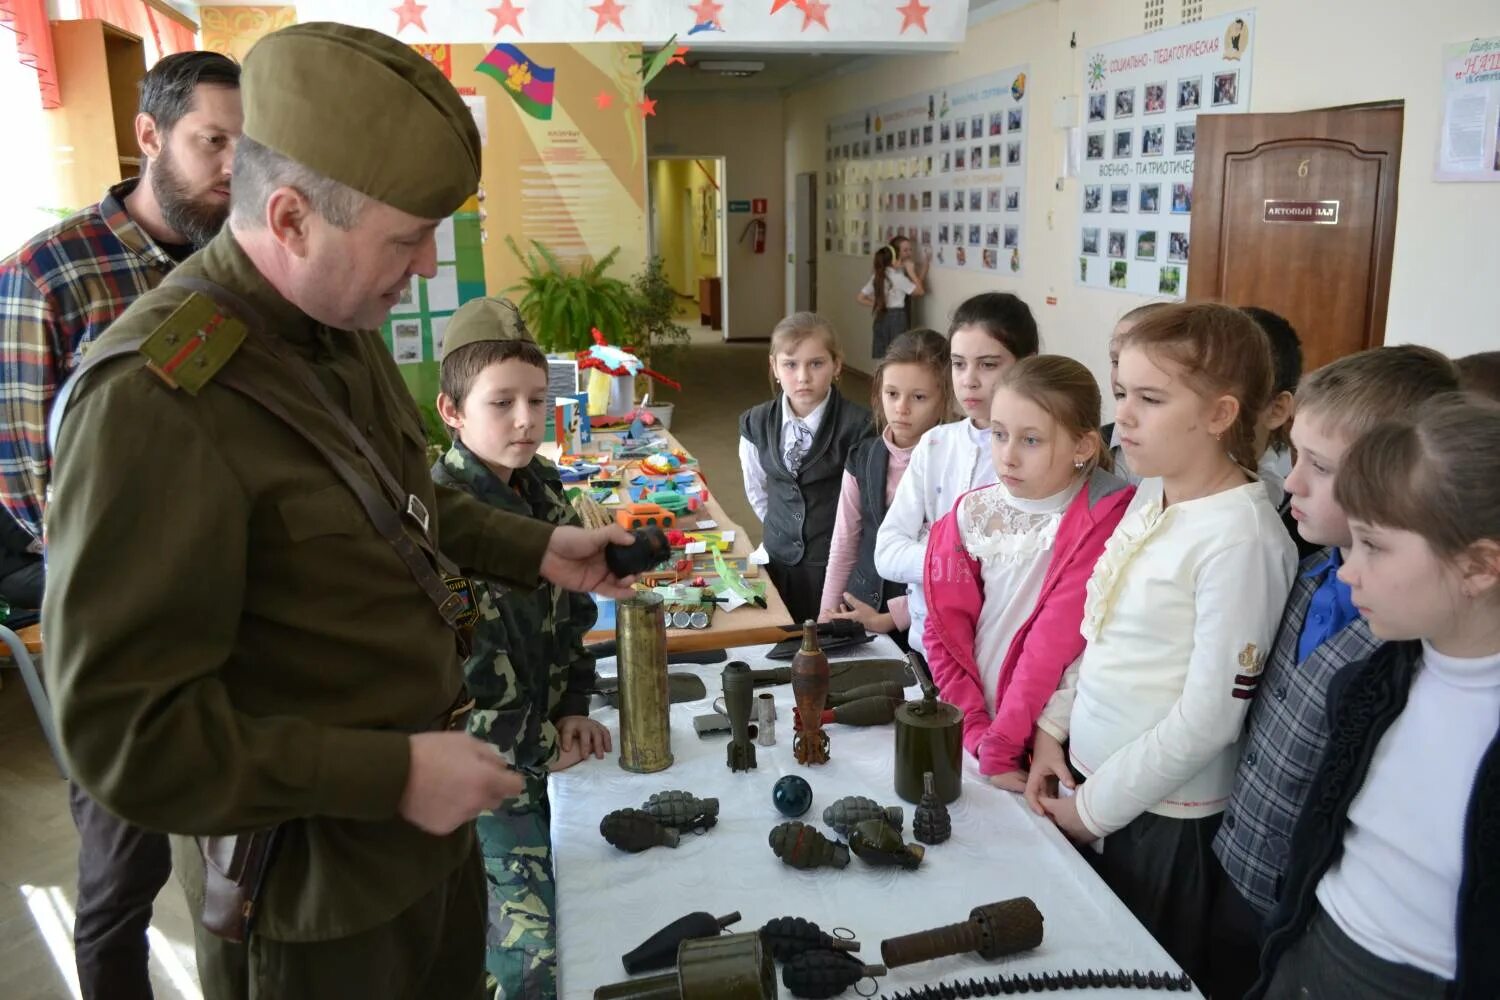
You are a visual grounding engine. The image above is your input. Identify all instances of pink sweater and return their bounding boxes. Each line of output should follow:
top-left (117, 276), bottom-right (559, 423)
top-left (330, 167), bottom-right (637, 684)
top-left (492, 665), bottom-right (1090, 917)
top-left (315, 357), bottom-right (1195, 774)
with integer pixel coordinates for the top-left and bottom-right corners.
top-left (923, 469), bottom-right (1134, 776)
top-left (818, 428), bottom-right (912, 626)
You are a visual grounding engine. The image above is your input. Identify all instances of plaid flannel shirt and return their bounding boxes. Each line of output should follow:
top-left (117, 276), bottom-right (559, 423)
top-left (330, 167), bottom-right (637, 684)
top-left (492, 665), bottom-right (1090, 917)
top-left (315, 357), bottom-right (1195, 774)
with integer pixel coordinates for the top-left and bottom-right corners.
top-left (0, 179), bottom-right (176, 540)
top-left (1212, 546), bottom-right (1380, 917)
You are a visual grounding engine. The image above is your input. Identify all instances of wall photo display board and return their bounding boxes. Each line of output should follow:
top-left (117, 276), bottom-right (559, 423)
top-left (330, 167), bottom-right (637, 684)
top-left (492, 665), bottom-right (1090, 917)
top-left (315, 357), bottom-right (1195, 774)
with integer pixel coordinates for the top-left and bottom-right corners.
top-left (825, 65), bottom-right (1031, 276)
top-left (1077, 11), bottom-right (1254, 297)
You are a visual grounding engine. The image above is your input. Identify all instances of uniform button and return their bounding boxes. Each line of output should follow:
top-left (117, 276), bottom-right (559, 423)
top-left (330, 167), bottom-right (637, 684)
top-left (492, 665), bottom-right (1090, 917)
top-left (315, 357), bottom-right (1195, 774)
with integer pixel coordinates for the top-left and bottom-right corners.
top-left (366, 423), bottom-right (375, 435)
top-left (1225, 814), bottom-right (1236, 830)
top-left (1274, 686), bottom-right (1287, 701)
top-left (1245, 751), bottom-right (1258, 766)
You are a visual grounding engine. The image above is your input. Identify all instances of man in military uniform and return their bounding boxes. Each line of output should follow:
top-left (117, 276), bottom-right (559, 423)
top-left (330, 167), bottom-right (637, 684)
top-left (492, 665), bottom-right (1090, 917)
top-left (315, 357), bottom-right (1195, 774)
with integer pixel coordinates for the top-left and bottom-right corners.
top-left (432, 297), bottom-right (611, 997)
top-left (42, 23), bottom-right (632, 1000)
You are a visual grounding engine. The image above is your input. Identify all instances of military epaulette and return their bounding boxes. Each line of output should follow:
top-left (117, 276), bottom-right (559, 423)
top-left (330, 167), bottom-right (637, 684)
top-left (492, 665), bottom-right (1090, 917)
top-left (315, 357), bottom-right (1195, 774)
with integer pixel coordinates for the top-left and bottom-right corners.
top-left (138, 293), bottom-right (247, 395)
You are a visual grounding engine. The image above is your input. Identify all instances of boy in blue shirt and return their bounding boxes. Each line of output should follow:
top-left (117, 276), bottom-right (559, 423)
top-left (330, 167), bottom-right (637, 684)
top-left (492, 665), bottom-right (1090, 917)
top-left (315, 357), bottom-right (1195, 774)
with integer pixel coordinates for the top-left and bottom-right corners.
top-left (1208, 345), bottom-right (1459, 998)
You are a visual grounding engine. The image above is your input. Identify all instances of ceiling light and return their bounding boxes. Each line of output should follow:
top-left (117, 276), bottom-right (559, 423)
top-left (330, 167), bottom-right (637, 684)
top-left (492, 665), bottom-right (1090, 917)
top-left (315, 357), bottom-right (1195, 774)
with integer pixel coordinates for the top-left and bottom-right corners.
top-left (695, 60), bottom-right (765, 77)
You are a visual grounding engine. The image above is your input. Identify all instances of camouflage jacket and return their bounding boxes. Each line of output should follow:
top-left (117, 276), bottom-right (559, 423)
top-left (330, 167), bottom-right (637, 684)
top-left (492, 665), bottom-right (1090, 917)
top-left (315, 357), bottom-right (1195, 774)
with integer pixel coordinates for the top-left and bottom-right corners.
top-left (432, 441), bottom-right (597, 772)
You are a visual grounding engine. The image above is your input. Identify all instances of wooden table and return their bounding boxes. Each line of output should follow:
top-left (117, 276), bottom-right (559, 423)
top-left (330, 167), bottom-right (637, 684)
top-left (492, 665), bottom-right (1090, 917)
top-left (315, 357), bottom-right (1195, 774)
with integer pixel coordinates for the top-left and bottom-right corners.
top-left (541, 428), bottom-right (795, 652)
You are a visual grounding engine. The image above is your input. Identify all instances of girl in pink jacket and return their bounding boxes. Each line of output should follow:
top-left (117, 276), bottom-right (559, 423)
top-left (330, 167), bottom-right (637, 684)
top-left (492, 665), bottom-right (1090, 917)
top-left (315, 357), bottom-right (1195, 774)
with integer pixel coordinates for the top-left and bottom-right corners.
top-left (923, 356), bottom-right (1134, 791)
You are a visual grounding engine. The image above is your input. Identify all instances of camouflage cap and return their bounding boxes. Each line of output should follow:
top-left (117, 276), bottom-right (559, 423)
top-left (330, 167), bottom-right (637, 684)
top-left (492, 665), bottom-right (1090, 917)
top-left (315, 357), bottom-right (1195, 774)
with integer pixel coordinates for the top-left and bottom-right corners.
top-left (241, 22), bottom-right (480, 219)
top-left (441, 297), bottom-right (535, 362)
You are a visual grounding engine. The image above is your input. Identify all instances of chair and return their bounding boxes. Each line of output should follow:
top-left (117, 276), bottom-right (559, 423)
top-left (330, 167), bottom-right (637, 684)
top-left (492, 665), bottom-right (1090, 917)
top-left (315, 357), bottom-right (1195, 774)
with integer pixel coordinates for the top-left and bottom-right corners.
top-left (0, 623), bottom-right (68, 778)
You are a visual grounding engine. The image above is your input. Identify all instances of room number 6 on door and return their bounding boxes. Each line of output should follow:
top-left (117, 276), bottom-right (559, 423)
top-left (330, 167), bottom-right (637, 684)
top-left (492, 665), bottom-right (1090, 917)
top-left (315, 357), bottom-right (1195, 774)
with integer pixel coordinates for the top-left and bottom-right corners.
top-left (1298, 158), bottom-right (1310, 178)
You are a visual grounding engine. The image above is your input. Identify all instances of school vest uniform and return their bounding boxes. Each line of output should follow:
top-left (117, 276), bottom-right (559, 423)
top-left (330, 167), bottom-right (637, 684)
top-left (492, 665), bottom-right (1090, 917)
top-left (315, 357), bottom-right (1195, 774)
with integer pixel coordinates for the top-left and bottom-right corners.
top-left (844, 435), bottom-right (905, 611)
top-left (740, 392), bottom-right (873, 568)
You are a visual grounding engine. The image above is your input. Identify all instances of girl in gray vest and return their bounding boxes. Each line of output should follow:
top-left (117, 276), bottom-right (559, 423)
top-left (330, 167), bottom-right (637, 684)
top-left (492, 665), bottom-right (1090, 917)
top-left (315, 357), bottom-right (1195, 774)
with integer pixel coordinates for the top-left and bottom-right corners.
top-left (739, 313), bottom-right (875, 622)
top-left (817, 329), bottom-right (953, 645)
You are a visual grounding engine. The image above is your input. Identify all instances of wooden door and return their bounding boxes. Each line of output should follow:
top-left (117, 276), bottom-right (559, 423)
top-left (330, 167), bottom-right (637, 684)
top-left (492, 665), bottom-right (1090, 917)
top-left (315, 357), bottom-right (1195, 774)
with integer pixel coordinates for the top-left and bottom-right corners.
top-left (1188, 105), bottom-right (1403, 371)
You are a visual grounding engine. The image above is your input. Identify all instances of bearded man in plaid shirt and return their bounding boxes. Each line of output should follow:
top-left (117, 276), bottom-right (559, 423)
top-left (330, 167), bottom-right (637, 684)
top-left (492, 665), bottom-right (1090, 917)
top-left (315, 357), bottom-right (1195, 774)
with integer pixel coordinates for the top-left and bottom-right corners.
top-left (0, 50), bottom-right (240, 1000)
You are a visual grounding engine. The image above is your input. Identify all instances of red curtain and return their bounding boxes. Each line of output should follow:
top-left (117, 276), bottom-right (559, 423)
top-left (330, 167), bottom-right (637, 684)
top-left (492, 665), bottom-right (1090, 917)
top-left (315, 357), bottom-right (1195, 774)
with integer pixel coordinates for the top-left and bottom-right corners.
top-left (80, 0), bottom-right (197, 67)
top-left (0, 0), bottom-right (61, 108)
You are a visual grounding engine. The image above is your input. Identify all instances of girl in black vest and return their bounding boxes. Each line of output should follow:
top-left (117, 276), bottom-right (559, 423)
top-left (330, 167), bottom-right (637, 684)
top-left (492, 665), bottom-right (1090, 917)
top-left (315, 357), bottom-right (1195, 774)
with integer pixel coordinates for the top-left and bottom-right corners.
top-left (818, 329), bottom-right (952, 644)
top-left (1255, 395), bottom-right (1500, 1000)
top-left (738, 313), bottom-right (874, 623)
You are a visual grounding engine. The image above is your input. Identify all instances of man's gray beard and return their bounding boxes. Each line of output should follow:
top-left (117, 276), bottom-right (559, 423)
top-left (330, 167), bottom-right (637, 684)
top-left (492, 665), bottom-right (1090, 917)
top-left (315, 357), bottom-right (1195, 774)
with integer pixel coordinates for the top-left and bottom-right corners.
top-left (149, 142), bottom-right (229, 249)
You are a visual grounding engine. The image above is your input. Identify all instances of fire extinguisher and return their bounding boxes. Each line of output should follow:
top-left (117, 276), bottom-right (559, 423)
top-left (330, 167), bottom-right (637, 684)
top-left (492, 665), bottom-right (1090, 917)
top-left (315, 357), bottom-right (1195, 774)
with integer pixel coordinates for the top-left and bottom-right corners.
top-left (739, 217), bottom-right (767, 254)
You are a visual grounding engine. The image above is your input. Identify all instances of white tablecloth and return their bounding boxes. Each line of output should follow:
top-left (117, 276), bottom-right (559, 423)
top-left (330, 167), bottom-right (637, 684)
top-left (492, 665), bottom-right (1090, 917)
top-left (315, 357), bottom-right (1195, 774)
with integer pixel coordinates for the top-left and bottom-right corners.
top-left (552, 635), bottom-right (1197, 998)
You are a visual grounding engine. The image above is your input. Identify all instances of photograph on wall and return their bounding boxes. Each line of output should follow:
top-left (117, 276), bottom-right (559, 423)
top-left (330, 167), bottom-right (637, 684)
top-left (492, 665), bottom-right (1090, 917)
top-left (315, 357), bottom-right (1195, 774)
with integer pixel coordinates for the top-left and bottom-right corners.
top-left (825, 64), bottom-right (1031, 274)
top-left (1076, 10), bottom-right (1255, 296)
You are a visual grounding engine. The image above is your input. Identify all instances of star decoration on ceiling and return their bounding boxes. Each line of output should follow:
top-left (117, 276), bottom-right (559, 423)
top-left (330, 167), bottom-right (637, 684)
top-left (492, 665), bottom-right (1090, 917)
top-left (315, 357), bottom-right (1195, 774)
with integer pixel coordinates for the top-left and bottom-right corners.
top-left (799, 0), bottom-right (830, 31)
top-left (391, 0), bottom-right (428, 34)
top-left (668, 45), bottom-right (690, 66)
top-left (487, 0), bottom-right (524, 34)
top-left (590, 0), bottom-right (627, 32)
top-left (689, 0), bottom-right (725, 23)
top-left (896, 0), bottom-right (929, 34)
top-left (596, 90), bottom-right (615, 109)
top-left (638, 96), bottom-right (659, 117)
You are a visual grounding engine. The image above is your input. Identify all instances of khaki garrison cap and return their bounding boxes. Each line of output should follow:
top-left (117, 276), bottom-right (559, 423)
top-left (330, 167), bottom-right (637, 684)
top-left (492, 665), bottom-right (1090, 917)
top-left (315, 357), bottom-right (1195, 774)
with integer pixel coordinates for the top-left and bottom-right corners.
top-left (241, 22), bottom-right (481, 220)
top-left (441, 297), bottom-right (535, 363)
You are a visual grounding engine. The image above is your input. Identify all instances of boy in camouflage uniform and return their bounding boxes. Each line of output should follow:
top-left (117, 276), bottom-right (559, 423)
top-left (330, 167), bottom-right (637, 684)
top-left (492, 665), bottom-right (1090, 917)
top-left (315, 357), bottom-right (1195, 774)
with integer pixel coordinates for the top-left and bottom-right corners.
top-left (432, 298), bottom-right (609, 999)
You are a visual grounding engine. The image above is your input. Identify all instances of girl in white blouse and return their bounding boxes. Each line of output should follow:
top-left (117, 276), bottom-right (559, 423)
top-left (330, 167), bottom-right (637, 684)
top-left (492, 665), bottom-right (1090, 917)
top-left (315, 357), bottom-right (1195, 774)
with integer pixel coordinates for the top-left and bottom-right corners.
top-left (874, 292), bottom-right (1040, 659)
top-left (1025, 303), bottom-right (1297, 986)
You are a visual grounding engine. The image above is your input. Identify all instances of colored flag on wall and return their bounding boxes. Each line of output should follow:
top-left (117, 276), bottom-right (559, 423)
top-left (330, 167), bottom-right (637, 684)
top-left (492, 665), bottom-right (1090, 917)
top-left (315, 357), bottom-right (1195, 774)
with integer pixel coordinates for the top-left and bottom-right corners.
top-left (477, 44), bottom-right (555, 120)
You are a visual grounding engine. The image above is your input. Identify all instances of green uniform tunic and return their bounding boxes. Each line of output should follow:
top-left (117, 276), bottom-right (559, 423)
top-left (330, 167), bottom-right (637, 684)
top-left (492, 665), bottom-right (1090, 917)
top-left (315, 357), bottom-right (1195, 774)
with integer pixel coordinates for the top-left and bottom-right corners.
top-left (42, 230), bottom-right (553, 944)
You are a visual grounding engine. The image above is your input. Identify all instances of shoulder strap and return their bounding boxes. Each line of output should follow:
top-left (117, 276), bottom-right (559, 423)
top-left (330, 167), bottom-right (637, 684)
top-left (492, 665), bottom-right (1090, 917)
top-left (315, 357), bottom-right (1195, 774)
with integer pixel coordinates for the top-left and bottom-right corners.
top-left (48, 338), bottom-right (149, 456)
top-left (162, 276), bottom-right (472, 629)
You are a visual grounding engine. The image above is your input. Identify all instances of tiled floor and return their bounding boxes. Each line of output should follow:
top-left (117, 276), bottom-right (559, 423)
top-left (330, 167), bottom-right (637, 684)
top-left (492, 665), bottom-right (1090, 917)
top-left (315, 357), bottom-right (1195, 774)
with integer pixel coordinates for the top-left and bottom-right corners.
top-left (0, 330), bottom-right (872, 999)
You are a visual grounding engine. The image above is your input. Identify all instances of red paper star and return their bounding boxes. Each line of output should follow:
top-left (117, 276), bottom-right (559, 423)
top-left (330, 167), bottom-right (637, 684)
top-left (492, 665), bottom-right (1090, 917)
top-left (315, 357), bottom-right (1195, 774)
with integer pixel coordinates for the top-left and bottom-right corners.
top-left (896, 0), bottom-right (929, 33)
top-left (596, 90), bottom-right (615, 109)
top-left (487, 0), bottom-right (523, 33)
top-left (689, 0), bottom-right (724, 22)
top-left (391, 0), bottom-right (428, 34)
top-left (668, 45), bottom-right (690, 66)
top-left (769, 0), bottom-right (798, 12)
top-left (638, 96), bottom-right (658, 117)
top-left (590, 0), bottom-right (627, 32)
top-left (799, 0), bottom-right (830, 31)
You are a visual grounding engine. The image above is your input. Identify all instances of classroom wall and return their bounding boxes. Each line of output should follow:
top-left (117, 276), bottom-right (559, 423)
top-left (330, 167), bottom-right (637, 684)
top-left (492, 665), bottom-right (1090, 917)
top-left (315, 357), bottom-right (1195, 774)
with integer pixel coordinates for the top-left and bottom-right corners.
top-left (784, 0), bottom-right (1500, 399)
top-left (648, 90), bottom-right (787, 341)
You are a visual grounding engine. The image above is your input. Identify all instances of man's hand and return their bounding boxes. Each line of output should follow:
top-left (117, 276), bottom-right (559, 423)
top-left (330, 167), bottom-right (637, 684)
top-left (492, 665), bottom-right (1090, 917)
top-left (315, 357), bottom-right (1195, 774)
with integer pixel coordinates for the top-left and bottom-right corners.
top-left (540, 525), bottom-right (638, 598)
top-left (398, 732), bottom-right (525, 836)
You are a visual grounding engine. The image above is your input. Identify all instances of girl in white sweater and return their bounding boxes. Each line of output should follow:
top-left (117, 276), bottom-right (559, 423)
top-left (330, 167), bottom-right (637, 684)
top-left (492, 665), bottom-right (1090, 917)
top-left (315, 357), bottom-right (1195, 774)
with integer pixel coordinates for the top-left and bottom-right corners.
top-left (1025, 303), bottom-right (1297, 986)
top-left (874, 292), bottom-right (1040, 658)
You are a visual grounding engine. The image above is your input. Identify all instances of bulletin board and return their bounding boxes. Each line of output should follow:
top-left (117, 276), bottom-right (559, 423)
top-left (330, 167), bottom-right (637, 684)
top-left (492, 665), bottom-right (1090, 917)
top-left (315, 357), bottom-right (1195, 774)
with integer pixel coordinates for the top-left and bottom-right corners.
top-left (824, 65), bottom-right (1031, 276)
top-left (1075, 10), bottom-right (1255, 297)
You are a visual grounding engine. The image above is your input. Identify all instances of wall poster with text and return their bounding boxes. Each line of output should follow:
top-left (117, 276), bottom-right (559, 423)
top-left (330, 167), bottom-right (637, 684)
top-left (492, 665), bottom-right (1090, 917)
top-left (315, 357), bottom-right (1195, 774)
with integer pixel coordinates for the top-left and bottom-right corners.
top-left (1077, 11), bottom-right (1254, 297)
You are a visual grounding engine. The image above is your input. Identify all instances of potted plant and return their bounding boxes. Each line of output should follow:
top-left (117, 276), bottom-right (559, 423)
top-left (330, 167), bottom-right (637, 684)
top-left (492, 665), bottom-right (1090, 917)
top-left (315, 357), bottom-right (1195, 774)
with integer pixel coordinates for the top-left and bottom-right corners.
top-left (505, 237), bottom-right (636, 353)
top-left (624, 255), bottom-right (690, 427)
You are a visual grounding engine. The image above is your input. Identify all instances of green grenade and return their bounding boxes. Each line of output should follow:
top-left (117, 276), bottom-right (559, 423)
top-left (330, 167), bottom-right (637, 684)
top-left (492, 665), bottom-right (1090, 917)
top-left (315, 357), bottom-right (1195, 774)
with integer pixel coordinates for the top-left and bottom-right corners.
top-left (913, 771), bottom-right (952, 845)
top-left (759, 916), bottom-right (861, 963)
top-left (847, 819), bottom-right (925, 870)
top-left (643, 790), bottom-right (721, 831)
top-left (594, 930), bottom-right (777, 1000)
top-left (768, 821), bottom-right (850, 870)
top-left (821, 795), bottom-right (903, 839)
top-left (781, 949), bottom-right (887, 999)
top-left (893, 651), bottom-right (963, 805)
top-left (600, 808), bottom-right (681, 853)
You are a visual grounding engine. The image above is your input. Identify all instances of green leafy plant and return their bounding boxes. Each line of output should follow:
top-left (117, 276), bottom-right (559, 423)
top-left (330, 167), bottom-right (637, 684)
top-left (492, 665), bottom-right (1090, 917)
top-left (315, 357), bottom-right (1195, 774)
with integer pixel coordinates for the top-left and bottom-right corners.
top-left (505, 237), bottom-right (636, 353)
top-left (626, 255), bottom-right (690, 372)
